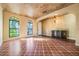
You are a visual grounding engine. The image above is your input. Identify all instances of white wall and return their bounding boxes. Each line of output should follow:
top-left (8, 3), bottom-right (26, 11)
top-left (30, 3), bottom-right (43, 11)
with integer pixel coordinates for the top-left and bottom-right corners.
top-left (37, 22), bottom-right (42, 35)
top-left (75, 13), bottom-right (79, 46)
top-left (0, 5), bottom-right (3, 46)
top-left (64, 14), bottom-right (76, 40)
top-left (37, 4), bottom-right (79, 46)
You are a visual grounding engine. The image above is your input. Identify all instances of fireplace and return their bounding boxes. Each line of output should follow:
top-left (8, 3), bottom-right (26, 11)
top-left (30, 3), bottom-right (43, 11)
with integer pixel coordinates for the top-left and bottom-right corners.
top-left (51, 30), bottom-right (68, 39)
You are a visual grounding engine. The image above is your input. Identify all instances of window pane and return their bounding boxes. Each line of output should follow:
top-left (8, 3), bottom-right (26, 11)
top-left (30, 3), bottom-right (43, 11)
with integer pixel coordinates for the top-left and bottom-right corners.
top-left (10, 28), bottom-right (16, 33)
top-left (10, 33), bottom-right (13, 37)
top-left (13, 21), bottom-right (17, 28)
top-left (10, 21), bottom-right (12, 28)
top-left (16, 22), bottom-right (19, 28)
top-left (16, 29), bottom-right (19, 35)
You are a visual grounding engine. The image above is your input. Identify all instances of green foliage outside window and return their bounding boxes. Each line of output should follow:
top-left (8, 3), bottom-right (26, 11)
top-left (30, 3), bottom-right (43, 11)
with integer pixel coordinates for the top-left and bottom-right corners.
top-left (9, 16), bottom-right (20, 37)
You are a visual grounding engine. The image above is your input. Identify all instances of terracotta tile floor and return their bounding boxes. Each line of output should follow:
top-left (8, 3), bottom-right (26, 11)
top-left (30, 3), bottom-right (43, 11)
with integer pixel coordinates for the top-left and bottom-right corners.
top-left (0, 37), bottom-right (79, 56)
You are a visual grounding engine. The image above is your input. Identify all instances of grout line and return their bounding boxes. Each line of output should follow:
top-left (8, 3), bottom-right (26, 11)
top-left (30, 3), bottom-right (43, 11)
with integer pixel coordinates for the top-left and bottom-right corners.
top-left (42, 42), bottom-right (45, 56)
top-left (46, 41), bottom-right (54, 56)
top-left (34, 44), bottom-right (37, 56)
top-left (61, 45), bottom-right (74, 55)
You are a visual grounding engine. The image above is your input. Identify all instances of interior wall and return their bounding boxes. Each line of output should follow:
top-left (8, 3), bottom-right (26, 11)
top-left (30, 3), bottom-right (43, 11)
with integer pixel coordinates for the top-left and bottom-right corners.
top-left (38, 4), bottom-right (79, 46)
top-left (37, 22), bottom-right (42, 35)
top-left (42, 16), bottom-right (66, 36)
top-left (64, 14), bottom-right (76, 40)
top-left (3, 11), bottom-right (37, 41)
top-left (75, 13), bottom-right (79, 46)
top-left (0, 5), bottom-right (3, 46)
top-left (42, 13), bottom-right (77, 40)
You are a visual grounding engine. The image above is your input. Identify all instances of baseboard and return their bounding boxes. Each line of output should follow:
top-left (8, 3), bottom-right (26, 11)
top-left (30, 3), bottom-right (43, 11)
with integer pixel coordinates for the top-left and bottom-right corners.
top-left (41, 35), bottom-right (52, 38)
top-left (67, 39), bottom-right (75, 43)
top-left (67, 37), bottom-right (76, 43)
top-left (67, 37), bottom-right (76, 40)
top-left (75, 43), bottom-right (79, 46)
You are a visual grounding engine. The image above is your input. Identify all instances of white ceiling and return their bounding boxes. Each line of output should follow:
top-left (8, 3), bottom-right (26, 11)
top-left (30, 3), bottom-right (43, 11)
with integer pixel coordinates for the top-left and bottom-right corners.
top-left (2, 3), bottom-right (73, 19)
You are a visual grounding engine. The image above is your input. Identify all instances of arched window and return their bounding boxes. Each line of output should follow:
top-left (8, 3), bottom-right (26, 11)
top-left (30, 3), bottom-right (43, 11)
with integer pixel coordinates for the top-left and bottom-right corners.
top-left (9, 16), bottom-right (20, 37)
top-left (27, 21), bottom-right (33, 35)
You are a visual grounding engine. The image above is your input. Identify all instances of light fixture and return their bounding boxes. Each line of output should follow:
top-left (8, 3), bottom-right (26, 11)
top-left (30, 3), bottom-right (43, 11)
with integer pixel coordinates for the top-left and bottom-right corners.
top-left (53, 16), bottom-right (56, 23)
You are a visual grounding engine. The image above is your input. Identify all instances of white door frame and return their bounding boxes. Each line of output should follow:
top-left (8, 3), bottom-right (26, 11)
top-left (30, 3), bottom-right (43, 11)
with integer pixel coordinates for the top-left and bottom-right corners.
top-left (0, 6), bottom-right (3, 46)
top-left (37, 22), bottom-right (42, 36)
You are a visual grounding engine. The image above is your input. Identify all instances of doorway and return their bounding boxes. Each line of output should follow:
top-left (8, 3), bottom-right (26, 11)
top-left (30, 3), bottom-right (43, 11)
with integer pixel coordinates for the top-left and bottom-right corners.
top-left (27, 21), bottom-right (33, 36)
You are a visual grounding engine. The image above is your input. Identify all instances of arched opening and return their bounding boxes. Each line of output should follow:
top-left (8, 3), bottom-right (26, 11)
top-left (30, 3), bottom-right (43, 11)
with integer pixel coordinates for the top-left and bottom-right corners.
top-left (9, 16), bottom-right (20, 37)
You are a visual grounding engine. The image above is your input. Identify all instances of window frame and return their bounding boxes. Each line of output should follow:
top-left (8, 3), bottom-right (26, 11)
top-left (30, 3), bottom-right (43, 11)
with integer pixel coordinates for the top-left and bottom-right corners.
top-left (9, 17), bottom-right (20, 38)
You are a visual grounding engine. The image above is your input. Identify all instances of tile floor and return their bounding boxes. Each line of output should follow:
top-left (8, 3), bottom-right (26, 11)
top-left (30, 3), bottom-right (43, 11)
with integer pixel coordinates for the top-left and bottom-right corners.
top-left (0, 37), bottom-right (79, 56)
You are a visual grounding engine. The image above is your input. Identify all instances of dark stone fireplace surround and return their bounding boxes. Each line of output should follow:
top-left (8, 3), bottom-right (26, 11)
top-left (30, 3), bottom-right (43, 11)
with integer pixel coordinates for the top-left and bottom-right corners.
top-left (51, 30), bottom-right (68, 39)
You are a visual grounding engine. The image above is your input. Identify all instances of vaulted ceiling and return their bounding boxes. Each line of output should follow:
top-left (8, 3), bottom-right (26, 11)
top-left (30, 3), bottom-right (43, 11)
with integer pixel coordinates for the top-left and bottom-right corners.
top-left (2, 3), bottom-right (73, 19)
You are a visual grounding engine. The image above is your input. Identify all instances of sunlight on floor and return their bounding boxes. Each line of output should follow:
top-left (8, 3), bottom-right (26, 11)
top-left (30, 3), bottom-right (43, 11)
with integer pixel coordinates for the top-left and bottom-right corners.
top-left (20, 37), bottom-right (49, 41)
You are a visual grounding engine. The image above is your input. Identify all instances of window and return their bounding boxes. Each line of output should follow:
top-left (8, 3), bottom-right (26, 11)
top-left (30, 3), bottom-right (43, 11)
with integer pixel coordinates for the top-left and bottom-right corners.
top-left (9, 17), bottom-right (20, 37)
top-left (27, 21), bottom-right (33, 35)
